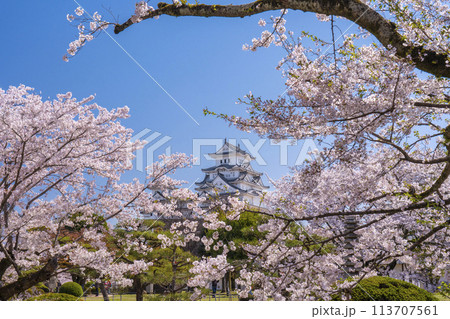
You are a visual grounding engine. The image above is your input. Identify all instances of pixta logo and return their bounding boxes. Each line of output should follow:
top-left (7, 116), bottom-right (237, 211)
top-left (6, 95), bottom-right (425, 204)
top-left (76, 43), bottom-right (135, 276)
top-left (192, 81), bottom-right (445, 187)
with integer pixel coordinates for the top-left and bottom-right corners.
top-left (130, 129), bottom-right (172, 172)
top-left (192, 138), bottom-right (320, 166)
top-left (129, 131), bottom-right (321, 172)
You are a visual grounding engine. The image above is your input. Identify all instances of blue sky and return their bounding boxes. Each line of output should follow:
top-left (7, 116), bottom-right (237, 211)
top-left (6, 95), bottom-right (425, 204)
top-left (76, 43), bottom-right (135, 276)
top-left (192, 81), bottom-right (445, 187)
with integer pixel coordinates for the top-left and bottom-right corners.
top-left (0, 1), bottom-right (346, 187)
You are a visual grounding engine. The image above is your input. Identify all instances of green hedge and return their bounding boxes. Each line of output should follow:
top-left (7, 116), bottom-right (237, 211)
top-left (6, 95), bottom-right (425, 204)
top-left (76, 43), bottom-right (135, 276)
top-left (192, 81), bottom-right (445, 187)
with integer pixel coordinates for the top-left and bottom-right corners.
top-left (27, 293), bottom-right (79, 301)
top-left (35, 282), bottom-right (50, 293)
top-left (349, 276), bottom-right (438, 301)
top-left (59, 282), bottom-right (83, 297)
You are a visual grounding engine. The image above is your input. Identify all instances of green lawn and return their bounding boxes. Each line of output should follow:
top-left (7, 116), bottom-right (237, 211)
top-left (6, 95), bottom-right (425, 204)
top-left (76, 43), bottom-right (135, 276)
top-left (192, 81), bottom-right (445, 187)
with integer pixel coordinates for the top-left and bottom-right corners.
top-left (83, 292), bottom-right (447, 301)
top-left (82, 294), bottom-right (136, 301)
top-left (433, 293), bottom-right (450, 301)
top-left (82, 292), bottom-right (239, 301)
top-left (201, 293), bottom-right (239, 301)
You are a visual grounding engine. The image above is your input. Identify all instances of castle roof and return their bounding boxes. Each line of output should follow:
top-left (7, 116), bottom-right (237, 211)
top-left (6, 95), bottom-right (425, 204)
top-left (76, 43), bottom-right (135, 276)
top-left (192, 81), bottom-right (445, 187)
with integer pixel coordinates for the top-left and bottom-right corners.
top-left (201, 162), bottom-right (262, 176)
top-left (208, 140), bottom-right (255, 160)
top-left (195, 169), bottom-right (267, 186)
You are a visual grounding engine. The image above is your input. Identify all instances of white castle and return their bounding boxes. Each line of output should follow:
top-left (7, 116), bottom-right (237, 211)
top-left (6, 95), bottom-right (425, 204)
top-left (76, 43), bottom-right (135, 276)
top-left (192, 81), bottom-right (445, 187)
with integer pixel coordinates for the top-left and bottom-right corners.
top-left (143, 139), bottom-right (268, 219)
top-left (195, 139), bottom-right (268, 209)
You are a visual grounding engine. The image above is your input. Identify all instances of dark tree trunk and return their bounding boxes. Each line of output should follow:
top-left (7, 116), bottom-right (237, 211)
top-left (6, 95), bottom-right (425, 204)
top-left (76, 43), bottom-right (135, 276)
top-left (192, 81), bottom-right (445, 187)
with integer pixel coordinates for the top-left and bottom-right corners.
top-left (134, 276), bottom-right (144, 301)
top-left (170, 249), bottom-right (177, 294)
top-left (99, 282), bottom-right (109, 301)
top-left (221, 277), bottom-right (226, 293)
top-left (231, 272), bottom-right (235, 291)
top-left (94, 282), bottom-right (99, 296)
top-left (170, 264), bottom-right (178, 294)
top-left (0, 258), bottom-right (11, 281)
top-left (0, 256), bottom-right (58, 301)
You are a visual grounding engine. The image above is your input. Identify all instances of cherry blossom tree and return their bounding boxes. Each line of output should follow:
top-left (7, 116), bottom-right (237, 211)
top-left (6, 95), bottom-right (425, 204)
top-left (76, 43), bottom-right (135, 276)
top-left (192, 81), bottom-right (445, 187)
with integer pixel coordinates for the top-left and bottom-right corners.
top-left (62, 1), bottom-right (450, 300)
top-left (0, 85), bottom-right (193, 300)
top-left (203, 6), bottom-right (449, 300)
top-left (189, 42), bottom-right (450, 299)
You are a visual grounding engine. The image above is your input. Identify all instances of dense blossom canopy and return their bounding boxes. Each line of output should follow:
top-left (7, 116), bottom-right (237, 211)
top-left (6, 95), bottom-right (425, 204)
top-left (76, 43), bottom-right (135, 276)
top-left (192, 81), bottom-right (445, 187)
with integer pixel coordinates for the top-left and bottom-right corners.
top-left (0, 85), bottom-right (193, 300)
top-left (14, 0), bottom-right (450, 300)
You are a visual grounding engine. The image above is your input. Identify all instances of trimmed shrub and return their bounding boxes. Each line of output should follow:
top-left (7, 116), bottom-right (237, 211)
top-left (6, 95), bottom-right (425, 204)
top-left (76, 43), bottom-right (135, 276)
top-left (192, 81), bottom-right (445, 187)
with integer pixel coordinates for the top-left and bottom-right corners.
top-left (35, 282), bottom-right (50, 293)
top-left (17, 287), bottom-right (44, 300)
top-left (349, 276), bottom-right (438, 301)
top-left (27, 293), bottom-right (79, 301)
top-left (59, 282), bottom-right (83, 297)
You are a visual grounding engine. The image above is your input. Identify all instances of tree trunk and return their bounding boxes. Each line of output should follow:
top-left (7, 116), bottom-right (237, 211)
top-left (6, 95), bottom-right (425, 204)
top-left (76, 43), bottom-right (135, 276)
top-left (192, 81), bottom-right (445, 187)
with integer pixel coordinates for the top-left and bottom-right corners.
top-left (99, 282), bottom-right (109, 301)
top-left (170, 250), bottom-right (177, 294)
top-left (0, 256), bottom-right (58, 301)
top-left (170, 264), bottom-right (178, 294)
top-left (0, 258), bottom-right (11, 281)
top-left (94, 282), bottom-right (99, 296)
top-left (134, 276), bottom-right (144, 301)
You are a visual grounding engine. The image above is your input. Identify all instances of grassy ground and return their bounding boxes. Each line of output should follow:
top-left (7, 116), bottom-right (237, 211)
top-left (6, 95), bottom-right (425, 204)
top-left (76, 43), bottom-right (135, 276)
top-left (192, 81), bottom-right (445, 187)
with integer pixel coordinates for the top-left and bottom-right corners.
top-left (433, 293), bottom-right (450, 301)
top-left (82, 292), bottom-right (239, 301)
top-left (82, 294), bottom-right (136, 301)
top-left (83, 292), bottom-right (448, 301)
top-left (201, 293), bottom-right (239, 301)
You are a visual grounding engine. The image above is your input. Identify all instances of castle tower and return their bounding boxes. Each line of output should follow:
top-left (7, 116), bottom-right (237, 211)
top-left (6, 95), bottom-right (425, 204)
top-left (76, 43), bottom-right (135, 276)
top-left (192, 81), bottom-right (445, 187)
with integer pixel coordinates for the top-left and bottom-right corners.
top-left (195, 139), bottom-right (269, 208)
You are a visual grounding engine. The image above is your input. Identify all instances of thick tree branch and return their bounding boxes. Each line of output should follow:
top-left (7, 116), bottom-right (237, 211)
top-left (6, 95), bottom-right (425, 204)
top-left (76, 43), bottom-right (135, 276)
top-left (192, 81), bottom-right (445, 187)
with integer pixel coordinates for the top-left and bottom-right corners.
top-left (248, 195), bottom-right (450, 222)
top-left (414, 102), bottom-right (450, 109)
top-left (415, 162), bottom-right (450, 200)
top-left (0, 243), bottom-right (21, 277)
top-left (408, 218), bottom-right (450, 251)
top-left (0, 258), bottom-right (11, 281)
top-left (370, 132), bottom-right (449, 165)
top-left (114, 0), bottom-right (450, 78)
top-left (0, 256), bottom-right (59, 301)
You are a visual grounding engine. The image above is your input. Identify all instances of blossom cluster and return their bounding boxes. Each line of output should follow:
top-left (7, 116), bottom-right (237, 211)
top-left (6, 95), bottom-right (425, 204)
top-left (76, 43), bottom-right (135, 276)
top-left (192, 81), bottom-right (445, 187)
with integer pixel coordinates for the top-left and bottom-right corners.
top-left (243, 10), bottom-right (288, 51)
top-left (64, 7), bottom-right (109, 61)
top-left (131, 1), bottom-right (156, 24)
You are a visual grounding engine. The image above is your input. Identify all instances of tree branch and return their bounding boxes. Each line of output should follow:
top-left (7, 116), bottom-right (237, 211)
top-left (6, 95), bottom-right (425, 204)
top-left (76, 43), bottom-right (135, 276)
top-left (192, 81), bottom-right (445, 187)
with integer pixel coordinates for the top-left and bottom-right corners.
top-left (414, 102), bottom-right (450, 109)
top-left (0, 256), bottom-right (59, 301)
top-left (114, 0), bottom-right (450, 78)
top-left (408, 218), bottom-right (450, 251)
